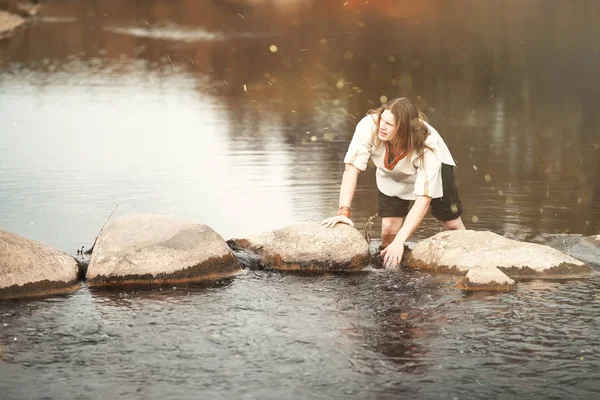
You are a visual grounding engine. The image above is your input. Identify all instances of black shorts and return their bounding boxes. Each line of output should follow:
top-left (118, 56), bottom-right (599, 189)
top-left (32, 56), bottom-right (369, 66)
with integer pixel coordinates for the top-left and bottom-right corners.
top-left (378, 164), bottom-right (463, 222)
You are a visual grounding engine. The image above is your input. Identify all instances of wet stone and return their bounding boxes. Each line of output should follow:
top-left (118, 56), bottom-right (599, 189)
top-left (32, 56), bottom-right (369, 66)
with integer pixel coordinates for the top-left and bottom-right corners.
top-left (404, 230), bottom-right (592, 279)
top-left (86, 215), bottom-right (241, 287)
top-left (0, 229), bottom-right (80, 300)
top-left (230, 222), bottom-right (370, 271)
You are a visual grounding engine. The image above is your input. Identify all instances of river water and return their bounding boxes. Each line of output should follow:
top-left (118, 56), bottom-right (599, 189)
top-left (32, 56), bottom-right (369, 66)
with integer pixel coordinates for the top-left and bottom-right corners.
top-left (1, 1), bottom-right (599, 398)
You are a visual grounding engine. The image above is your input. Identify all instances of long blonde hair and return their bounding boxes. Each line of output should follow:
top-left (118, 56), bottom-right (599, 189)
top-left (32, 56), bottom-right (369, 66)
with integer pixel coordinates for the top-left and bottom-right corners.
top-left (368, 97), bottom-right (432, 162)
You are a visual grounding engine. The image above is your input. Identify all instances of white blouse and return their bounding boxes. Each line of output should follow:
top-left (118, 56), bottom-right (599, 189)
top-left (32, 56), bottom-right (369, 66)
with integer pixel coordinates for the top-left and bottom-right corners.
top-left (343, 115), bottom-right (456, 200)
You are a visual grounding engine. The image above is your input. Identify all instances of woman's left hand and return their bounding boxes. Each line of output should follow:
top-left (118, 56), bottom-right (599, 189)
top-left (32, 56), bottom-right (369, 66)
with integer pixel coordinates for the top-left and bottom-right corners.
top-left (380, 241), bottom-right (405, 269)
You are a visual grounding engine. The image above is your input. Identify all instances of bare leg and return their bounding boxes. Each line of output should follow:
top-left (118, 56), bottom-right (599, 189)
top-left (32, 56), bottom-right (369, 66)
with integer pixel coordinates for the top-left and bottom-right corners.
top-left (440, 216), bottom-right (466, 230)
top-left (381, 217), bottom-right (404, 248)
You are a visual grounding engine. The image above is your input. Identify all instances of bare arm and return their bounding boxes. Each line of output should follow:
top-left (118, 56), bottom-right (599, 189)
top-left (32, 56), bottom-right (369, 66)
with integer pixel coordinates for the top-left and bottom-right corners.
top-left (321, 164), bottom-right (361, 228)
top-left (395, 195), bottom-right (431, 244)
top-left (339, 163), bottom-right (361, 208)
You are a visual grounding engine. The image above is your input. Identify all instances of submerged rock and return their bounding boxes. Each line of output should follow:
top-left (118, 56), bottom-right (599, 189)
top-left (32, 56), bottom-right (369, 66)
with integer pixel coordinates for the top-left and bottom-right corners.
top-left (530, 233), bottom-right (600, 269)
top-left (457, 267), bottom-right (516, 292)
top-left (579, 235), bottom-right (600, 267)
top-left (0, 229), bottom-right (79, 300)
top-left (585, 235), bottom-right (600, 247)
top-left (86, 215), bottom-right (241, 287)
top-left (230, 222), bottom-right (369, 271)
top-left (226, 240), bottom-right (262, 270)
top-left (404, 230), bottom-right (591, 280)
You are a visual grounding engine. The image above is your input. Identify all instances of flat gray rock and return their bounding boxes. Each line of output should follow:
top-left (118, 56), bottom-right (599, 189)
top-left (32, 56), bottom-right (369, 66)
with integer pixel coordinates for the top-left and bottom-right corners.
top-left (86, 215), bottom-right (241, 286)
top-left (405, 230), bottom-right (591, 279)
top-left (231, 222), bottom-right (369, 271)
top-left (0, 229), bottom-right (79, 299)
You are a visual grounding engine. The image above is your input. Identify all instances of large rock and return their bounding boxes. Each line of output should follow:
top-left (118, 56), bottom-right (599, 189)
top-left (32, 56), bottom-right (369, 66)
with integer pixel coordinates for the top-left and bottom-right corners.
top-left (404, 230), bottom-right (592, 279)
top-left (86, 215), bottom-right (241, 286)
top-left (230, 222), bottom-right (370, 271)
top-left (0, 229), bottom-right (80, 300)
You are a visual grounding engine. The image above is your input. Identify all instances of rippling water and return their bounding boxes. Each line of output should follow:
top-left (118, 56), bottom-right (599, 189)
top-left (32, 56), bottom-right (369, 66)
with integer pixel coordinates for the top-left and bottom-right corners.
top-left (1, 271), bottom-right (599, 399)
top-left (1, 0), bottom-right (600, 398)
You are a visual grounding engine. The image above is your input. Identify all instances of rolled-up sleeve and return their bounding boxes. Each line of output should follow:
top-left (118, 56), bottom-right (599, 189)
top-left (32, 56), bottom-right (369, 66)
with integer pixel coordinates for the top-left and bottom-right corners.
top-left (413, 148), bottom-right (443, 198)
top-left (343, 116), bottom-right (374, 171)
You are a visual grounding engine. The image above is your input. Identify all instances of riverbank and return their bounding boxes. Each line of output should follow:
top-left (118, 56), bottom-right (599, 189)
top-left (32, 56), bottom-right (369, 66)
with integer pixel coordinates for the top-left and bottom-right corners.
top-left (0, 0), bottom-right (40, 39)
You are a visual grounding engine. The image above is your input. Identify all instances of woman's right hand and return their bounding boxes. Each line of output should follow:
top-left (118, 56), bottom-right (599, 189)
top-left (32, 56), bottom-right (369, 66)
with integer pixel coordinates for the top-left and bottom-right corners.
top-left (320, 215), bottom-right (354, 228)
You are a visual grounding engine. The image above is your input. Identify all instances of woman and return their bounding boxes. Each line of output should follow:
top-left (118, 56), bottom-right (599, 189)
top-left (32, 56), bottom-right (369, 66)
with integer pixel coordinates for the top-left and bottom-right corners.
top-left (320, 98), bottom-right (466, 268)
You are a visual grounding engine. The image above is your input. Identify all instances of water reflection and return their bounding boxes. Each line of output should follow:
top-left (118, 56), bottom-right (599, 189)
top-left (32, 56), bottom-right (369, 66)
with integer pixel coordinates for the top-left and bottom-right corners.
top-left (1, 0), bottom-right (598, 254)
top-left (0, 55), bottom-right (311, 250)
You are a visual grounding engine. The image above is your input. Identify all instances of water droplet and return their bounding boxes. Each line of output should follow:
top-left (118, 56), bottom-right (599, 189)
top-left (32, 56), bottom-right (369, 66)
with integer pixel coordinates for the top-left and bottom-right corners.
top-left (398, 75), bottom-right (413, 88)
top-left (269, 45), bottom-right (278, 53)
top-left (484, 174), bottom-right (491, 182)
top-left (498, 190), bottom-right (503, 196)
top-left (388, 56), bottom-right (396, 63)
top-left (471, 216), bottom-right (479, 223)
top-left (380, 95), bottom-right (388, 104)
top-left (310, 136), bottom-right (317, 142)
top-left (336, 79), bottom-right (345, 90)
top-left (415, 96), bottom-right (427, 110)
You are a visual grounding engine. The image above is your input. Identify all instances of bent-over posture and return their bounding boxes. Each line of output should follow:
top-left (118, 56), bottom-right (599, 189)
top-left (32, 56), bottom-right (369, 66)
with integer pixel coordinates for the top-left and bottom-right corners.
top-left (321, 98), bottom-right (466, 267)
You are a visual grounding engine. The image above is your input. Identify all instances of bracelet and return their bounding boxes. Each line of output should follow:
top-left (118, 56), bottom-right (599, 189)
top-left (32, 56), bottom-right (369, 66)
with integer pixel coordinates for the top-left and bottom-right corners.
top-left (337, 206), bottom-right (351, 218)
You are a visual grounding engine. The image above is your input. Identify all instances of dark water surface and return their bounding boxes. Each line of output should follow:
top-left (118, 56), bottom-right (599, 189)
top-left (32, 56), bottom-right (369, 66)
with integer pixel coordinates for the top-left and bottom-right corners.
top-left (1, 0), bottom-right (600, 398)
top-left (1, 272), bottom-right (600, 399)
